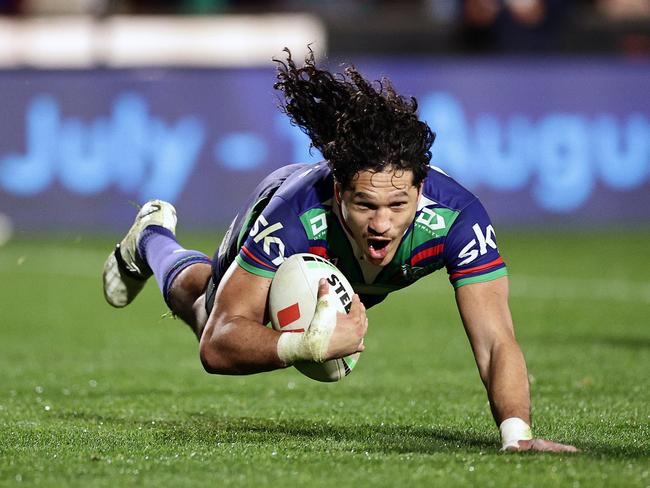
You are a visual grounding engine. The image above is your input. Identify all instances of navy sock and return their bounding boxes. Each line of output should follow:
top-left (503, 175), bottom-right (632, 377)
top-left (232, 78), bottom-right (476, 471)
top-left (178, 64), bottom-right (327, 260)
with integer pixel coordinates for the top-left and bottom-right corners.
top-left (138, 226), bottom-right (212, 307)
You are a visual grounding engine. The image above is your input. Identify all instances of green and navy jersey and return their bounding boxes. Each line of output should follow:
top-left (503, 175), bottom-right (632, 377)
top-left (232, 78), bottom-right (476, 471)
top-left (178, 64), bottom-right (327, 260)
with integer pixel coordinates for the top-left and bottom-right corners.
top-left (232, 163), bottom-right (507, 307)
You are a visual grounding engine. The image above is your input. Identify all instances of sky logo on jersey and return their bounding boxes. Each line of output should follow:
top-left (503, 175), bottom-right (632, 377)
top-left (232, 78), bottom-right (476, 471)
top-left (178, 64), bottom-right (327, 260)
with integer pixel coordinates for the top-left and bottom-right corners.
top-left (458, 224), bottom-right (498, 266)
top-left (249, 215), bottom-right (286, 266)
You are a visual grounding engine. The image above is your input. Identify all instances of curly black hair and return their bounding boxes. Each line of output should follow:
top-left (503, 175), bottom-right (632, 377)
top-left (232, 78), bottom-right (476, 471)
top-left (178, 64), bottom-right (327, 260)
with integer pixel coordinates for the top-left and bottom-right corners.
top-left (273, 47), bottom-right (435, 190)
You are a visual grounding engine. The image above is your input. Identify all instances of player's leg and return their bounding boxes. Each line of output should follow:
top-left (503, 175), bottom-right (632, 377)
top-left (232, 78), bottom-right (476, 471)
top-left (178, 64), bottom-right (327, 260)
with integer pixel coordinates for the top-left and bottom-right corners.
top-left (138, 224), bottom-right (213, 338)
top-left (103, 200), bottom-right (212, 338)
top-left (162, 263), bottom-right (212, 339)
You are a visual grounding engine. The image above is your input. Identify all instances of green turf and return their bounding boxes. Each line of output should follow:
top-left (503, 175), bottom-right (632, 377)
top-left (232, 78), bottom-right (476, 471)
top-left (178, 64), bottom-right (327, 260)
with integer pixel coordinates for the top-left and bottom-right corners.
top-left (1, 230), bottom-right (648, 487)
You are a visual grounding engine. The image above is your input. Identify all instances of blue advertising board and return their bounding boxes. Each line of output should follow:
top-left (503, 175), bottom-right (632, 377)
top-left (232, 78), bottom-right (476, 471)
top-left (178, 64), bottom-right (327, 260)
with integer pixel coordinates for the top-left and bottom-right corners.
top-left (0, 58), bottom-right (649, 231)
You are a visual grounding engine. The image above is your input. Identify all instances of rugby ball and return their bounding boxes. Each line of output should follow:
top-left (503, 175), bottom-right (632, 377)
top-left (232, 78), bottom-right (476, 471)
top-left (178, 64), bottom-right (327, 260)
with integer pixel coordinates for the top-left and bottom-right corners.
top-left (269, 253), bottom-right (361, 382)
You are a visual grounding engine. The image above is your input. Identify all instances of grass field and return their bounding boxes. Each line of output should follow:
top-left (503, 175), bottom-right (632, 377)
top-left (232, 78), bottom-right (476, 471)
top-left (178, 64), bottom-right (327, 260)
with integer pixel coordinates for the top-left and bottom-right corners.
top-left (1, 229), bottom-right (649, 487)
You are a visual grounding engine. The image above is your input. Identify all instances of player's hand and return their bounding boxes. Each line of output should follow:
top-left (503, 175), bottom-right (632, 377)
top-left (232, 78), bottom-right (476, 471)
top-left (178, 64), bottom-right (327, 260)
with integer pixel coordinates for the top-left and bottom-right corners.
top-left (316, 279), bottom-right (368, 360)
top-left (504, 439), bottom-right (580, 453)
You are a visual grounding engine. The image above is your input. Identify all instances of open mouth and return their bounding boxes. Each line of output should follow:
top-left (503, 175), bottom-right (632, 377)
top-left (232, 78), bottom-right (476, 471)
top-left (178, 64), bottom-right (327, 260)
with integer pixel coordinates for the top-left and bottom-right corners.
top-left (367, 237), bottom-right (391, 261)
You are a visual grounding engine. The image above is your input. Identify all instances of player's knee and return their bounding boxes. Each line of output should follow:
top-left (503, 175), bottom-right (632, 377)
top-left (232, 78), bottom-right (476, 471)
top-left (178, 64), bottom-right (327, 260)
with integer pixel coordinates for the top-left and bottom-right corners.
top-left (169, 264), bottom-right (211, 305)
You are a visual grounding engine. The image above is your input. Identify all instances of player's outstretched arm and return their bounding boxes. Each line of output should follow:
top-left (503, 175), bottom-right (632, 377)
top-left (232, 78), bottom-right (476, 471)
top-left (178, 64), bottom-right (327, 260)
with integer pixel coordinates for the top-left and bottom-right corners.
top-left (455, 276), bottom-right (579, 453)
top-left (199, 263), bottom-right (367, 375)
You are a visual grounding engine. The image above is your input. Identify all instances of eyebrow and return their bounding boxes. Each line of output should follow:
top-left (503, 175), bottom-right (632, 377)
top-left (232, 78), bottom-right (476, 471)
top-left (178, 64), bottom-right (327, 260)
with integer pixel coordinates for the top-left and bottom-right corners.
top-left (353, 190), bottom-right (410, 199)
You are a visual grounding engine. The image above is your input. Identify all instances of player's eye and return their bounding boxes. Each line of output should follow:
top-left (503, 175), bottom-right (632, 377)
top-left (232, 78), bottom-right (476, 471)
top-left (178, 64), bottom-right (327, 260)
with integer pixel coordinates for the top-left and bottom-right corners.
top-left (355, 202), bottom-right (376, 210)
top-left (390, 201), bottom-right (407, 209)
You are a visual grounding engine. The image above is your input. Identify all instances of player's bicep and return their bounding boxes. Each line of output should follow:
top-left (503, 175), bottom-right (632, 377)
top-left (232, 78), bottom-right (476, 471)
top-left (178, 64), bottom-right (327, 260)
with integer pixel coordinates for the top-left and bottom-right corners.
top-left (211, 261), bottom-right (272, 326)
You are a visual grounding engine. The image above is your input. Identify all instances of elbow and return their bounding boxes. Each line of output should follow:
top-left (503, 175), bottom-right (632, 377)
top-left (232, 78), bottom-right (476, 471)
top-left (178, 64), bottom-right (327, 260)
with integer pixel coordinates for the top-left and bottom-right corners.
top-left (199, 338), bottom-right (220, 374)
top-left (199, 328), bottom-right (231, 375)
top-left (199, 341), bottom-right (219, 374)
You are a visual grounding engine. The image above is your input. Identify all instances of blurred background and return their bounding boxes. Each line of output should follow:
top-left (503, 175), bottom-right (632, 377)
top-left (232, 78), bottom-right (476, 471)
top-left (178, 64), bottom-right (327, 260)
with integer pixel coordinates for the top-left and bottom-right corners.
top-left (1, 5), bottom-right (649, 484)
top-left (0, 0), bottom-right (649, 238)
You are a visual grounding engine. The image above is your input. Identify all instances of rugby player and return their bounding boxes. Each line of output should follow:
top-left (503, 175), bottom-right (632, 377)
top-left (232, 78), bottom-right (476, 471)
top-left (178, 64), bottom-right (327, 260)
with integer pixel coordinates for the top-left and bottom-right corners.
top-left (102, 48), bottom-right (578, 453)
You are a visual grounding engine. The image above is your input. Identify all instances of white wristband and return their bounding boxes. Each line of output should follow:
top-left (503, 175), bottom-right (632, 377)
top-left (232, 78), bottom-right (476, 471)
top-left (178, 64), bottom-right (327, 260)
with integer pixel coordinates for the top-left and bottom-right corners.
top-left (499, 417), bottom-right (532, 451)
top-left (276, 294), bottom-right (338, 366)
top-left (277, 331), bottom-right (310, 365)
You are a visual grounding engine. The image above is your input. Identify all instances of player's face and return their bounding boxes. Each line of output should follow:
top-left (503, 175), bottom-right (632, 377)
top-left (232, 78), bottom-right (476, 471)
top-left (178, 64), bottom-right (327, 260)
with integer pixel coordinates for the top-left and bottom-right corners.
top-left (336, 169), bottom-right (421, 266)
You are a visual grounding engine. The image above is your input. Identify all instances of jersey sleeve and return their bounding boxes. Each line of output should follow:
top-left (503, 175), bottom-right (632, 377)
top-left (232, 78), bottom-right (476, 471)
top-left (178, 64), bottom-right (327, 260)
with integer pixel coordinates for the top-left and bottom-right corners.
top-left (235, 195), bottom-right (310, 278)
top-left (443, 199), bottom-right (508, 288)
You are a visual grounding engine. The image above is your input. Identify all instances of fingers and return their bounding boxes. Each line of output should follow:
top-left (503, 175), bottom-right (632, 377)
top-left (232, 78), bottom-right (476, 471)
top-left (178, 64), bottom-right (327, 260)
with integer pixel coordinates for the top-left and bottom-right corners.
top-left (529, 439), bottom-right (580, 453)
top-left (534, 439), bottom-right (579, 453)
top-left (510, 439), bottom-right (580, 453)
top-left (317, 278), bottom-right (329, 298)
top-left (350, 294), bottom-right (367, 318)
top-left (361, 310), bottom-right (369, 336)
top-left (350, 294), bottom-right (368, 337)
top-left (327, 291), bottom-right (368, 358)
top-left (348, 293), bottom-right (362, 314)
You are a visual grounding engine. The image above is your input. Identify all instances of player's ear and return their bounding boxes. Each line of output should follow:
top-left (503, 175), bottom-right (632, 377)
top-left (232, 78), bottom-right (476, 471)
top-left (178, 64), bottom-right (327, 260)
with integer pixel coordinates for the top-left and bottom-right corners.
top-left (334, 181), bottom-right (343, 205)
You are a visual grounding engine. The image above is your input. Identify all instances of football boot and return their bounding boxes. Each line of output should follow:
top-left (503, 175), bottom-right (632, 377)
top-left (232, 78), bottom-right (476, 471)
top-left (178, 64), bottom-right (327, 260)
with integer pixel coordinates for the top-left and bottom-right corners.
top-left (102, 200), bottom-right (177, 308)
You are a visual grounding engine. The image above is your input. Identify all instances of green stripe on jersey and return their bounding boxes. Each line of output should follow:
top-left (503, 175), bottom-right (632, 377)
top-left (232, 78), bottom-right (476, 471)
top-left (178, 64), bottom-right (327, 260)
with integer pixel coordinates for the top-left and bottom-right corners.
top-left (452, 267), bottom-right (508, 289)
top-left (235, 255), bottom-right (276, 279)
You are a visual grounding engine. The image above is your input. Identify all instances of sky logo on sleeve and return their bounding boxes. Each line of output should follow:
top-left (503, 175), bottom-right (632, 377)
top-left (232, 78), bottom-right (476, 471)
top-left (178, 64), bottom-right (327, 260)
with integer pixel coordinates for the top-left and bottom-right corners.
top-left (458, 224), bottom-right (497, 266)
